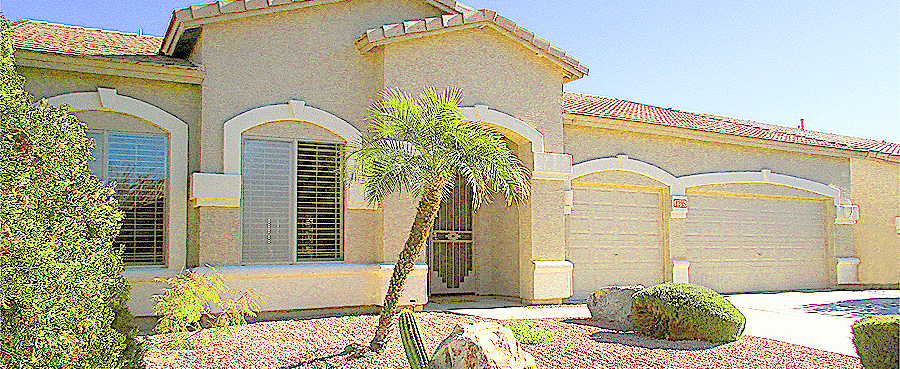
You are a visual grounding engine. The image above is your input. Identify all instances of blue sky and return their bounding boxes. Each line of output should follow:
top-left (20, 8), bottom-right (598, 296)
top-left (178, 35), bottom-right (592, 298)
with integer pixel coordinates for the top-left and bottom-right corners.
top-left (5, 0), bottom-right (898, 142)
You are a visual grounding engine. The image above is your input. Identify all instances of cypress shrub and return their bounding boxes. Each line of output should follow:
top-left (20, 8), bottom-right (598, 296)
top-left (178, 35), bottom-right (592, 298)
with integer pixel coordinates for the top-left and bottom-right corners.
top-left (0, 17), bottom-right (143, 368)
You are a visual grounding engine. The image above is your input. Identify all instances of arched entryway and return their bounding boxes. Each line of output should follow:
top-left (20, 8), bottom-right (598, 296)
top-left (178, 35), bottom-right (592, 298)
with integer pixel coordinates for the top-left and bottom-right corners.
top-left (429, 106), bottom-right (539, 297)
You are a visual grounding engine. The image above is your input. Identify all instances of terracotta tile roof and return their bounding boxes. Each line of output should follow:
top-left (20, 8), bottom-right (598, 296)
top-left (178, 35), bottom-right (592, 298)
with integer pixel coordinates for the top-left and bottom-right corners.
top-left (161, 0), bottom-right (472, 54)
top-left (355, 9), bottom-right (588, 80)
top-left (169, 0), bottom-right (468, 24)
top-left (563, 92), bottom-right (900, 158)
top-left (10, 20), bottom-right (197, 69)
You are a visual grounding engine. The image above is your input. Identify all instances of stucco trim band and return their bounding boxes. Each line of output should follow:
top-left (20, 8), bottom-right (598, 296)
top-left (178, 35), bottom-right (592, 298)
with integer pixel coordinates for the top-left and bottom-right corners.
top-left (15, 50), bottom-right (205, 85)
top-left (47, 87), bottom-right (189, 274)
top-left (569, 155), bottom-right (851, 221)
top-left (190, 173), bottom-right (241, 207)
top-left (222, 100), bottom-right (374, 210)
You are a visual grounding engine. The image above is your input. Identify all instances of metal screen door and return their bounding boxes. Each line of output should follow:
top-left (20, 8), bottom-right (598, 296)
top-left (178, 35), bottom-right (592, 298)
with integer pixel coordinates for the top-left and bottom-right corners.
top-left (428, 175), bottom-right (475, 294)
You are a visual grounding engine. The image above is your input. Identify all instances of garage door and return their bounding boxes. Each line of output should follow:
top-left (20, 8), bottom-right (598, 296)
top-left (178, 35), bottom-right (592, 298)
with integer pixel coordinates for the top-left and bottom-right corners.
top-left (567, 185), bottom-right (664, 299)
top-left (684, 193), bottom-right (828, 293)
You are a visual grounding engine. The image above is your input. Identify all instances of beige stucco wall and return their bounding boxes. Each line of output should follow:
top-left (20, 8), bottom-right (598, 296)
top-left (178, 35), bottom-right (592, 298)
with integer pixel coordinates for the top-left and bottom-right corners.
top-left (196, 0), bottom-right (443, 173)
top-left (851, 157), bottom-right (900, 285)
top-left (197, 207), bottom-right (241, 266)
top-left (563, 122), bottom-right (851, 193)
top-left (74, 110), bottom-right (167, 134)
top-left (238, 121), bottom-right (382, 264)
top-left (383, 26), bottom-right (568, 300)
top-left (564, 119), bottom-right (856, 289)
top-left (19, 66), bottom-right (202, 175)
top-left (382, 27), bottom-right (565, 152)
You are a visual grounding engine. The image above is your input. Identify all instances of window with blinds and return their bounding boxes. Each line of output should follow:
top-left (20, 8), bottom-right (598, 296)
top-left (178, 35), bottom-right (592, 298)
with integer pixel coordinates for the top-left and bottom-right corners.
top-left (241, 138), bottom-right (343, 264)
top-left (87, 131), bottom-right (168, 266)
top-left (296, 142), bottom-right (342, 260)
top-left (242, 139), bottom-right (295, 264)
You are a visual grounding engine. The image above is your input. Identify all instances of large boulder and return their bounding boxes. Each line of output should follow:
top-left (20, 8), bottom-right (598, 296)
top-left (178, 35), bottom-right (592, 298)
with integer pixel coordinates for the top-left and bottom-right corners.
top-left (587, 285), bottom-right (645, 331)
top-left (431, 322), bottom-right (537, 369)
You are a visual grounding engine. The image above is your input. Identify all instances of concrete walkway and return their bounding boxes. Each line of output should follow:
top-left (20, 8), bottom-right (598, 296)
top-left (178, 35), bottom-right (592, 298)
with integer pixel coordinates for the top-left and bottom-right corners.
top-left (424, 289), bottom-right (900, 357)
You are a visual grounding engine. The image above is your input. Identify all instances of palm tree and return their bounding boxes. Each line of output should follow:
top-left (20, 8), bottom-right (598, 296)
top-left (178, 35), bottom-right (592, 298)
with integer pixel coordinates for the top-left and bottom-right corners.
top-left (346, 87), bottom-right (531, 353)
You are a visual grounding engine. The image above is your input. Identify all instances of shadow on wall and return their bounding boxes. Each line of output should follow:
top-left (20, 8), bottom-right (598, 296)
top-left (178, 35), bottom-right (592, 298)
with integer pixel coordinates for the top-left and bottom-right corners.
top-left (798, 298), bottom-right (900, 319)
top-left (564, 319), bottom-right (726, 351)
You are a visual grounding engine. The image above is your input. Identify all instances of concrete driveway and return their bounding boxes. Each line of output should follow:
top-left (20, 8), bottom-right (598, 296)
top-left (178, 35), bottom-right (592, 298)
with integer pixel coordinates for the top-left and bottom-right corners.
top-left (424, 289), bottom-right (900, 357)
top-left (724, 289), bottom-right (899, 356)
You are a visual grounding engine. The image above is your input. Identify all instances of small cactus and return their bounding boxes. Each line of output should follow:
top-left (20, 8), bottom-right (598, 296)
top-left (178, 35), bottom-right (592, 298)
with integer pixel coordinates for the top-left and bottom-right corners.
top-left (399, 309), bottom-right (430, 369)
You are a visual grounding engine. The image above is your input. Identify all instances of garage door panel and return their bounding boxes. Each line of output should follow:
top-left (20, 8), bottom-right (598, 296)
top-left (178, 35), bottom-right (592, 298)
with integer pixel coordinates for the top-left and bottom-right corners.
top-left (685, 193), bottom-right (828, 293)
top-left (568, 185), bottom-right (664, 298)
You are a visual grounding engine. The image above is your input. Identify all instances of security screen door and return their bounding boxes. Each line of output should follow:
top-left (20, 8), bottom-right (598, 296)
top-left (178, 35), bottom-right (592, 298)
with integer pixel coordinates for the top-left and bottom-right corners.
top-left (428, 175), bottom-right (475, 294)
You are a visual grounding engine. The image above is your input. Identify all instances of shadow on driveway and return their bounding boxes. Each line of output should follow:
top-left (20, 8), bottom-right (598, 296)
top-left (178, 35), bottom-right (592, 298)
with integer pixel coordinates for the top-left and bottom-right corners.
top-left (798, 298), bottom-right (899, 319)
top-left (564, 319), bottom-right (726, 351)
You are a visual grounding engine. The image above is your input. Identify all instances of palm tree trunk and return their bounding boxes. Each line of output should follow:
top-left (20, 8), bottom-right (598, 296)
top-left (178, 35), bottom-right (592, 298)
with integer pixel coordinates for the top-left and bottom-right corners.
top-left (368, 182), bottom-right (444, 352)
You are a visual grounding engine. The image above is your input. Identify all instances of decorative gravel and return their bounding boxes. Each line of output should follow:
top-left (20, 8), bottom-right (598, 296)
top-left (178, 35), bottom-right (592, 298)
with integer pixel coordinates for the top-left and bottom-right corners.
top-left (143, 312), bottom-right (861, 369)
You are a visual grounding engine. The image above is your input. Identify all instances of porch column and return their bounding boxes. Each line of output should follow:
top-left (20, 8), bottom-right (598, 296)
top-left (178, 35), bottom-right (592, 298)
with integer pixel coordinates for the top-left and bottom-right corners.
top-left (521, 152), bottom-right (573, 304)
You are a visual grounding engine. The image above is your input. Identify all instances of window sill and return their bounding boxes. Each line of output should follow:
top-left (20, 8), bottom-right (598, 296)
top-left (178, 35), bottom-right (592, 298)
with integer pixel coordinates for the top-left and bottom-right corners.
top-left (122, 267), bottom-right (180, 282)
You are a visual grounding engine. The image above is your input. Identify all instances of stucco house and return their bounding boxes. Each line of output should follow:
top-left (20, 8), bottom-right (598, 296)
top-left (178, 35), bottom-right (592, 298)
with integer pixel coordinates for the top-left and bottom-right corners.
top-left (10, 0), bottom-right (899, 318)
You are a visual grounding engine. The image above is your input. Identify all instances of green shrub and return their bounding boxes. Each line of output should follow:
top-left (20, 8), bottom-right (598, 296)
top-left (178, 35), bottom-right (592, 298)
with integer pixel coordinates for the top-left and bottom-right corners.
top-left (631, 283), bottom-right (745, 342)
top-left (852, 315), bottom-right (899, 369)
top-left (0, 17), bottom-right (143, 368)
top-left (153, 270), bottom-right (263, 350)
top-left (505, 321), bottom-right (553, 345)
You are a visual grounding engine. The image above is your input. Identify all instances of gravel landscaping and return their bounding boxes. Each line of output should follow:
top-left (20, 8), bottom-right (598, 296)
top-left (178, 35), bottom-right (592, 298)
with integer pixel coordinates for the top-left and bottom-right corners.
top-left (143, 312), bottom-right (861, 369)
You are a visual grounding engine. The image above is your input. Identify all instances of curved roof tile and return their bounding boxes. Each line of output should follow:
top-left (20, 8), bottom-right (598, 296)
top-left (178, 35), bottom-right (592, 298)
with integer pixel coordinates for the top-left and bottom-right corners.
top-left (356, 9), bottom-right (588, 80)
top-left (10, 20), bottom-right (197, 69)
top-left (564, 92), bottom-right (899, 159)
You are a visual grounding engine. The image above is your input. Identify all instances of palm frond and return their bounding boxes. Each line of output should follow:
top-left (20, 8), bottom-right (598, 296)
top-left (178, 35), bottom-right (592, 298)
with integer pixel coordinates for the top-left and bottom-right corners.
top-left (347, 87), bottom-right (530, 208)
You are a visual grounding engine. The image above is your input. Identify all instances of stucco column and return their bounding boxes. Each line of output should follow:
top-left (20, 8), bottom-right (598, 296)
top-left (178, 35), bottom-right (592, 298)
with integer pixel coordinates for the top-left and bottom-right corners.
top-left (520, 152), bottom-right (573, 303)
top-left (189, 173), bottom-right (242, 266)
top-left (832, 201), bottom-right (859, 286)
top-left (668, 194), bottom-right (690, 283)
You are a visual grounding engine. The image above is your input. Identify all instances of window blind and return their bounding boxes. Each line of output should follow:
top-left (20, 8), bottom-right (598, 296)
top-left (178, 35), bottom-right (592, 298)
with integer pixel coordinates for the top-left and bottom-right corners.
top-left (296, 141), bottom-right (342, 261)
top-left (242, 139), bottom-right (296, 264)
top-left (87, 132), bottom-right (168, 266)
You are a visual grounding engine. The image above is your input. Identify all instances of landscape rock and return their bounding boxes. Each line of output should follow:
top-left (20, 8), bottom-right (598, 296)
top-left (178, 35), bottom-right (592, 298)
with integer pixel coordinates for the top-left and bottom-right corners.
top-left (431, 321), bottom-right (537, 369)
top-left (587, 285), bottom-right (645, 331)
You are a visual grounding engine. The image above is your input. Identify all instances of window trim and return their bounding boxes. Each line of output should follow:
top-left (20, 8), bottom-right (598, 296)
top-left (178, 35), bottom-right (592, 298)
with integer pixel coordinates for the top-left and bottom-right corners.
top-left (87, 129), bottom-right (170, 268)
top-left (240, 135), bottom-right (345, 265)
top-left (46, 88), bottom-right (188, 278)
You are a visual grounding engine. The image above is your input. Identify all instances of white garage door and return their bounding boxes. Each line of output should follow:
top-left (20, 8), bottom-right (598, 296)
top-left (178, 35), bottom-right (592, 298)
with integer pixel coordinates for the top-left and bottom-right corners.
top-left (567, 185), bottom-right (664, 299)
top-left (684, 193), bottom-right (828, 293)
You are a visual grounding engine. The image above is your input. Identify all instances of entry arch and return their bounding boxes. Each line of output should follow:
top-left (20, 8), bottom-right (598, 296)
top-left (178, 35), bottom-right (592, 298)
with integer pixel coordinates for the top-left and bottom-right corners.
top-left (459, 105), bottom-right (544, 153)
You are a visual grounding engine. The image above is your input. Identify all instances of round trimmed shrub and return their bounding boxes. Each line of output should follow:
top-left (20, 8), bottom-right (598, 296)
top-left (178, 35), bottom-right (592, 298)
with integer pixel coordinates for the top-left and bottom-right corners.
top-left (852, 315), bottom-right (899, 369)
top-left (630, 283), bottom-right (745, 342)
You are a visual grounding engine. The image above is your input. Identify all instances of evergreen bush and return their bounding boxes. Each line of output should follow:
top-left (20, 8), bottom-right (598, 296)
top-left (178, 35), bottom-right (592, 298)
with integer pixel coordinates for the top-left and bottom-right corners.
top-left (631, 283), bottom-right (745, 343)
top-left (852, 315), bottom-right (899, 369)
top-left (0, 17), bottom-right (143, 368)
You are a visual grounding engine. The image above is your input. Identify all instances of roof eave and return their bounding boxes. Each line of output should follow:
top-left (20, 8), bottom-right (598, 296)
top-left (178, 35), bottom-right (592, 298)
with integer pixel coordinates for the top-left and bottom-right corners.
top-left (15, 49), bottom-right (205, 84)
top-left (564, 111), bottom-right (897, 162)
top-left (356, 10), bottom-right (588, 81)
top-left (161, 11), bottom-right (183, 56)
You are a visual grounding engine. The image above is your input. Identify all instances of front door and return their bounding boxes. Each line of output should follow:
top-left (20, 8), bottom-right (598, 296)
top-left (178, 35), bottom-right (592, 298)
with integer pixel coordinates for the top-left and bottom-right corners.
top-left (428, 175), bottom-right (475, 294)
